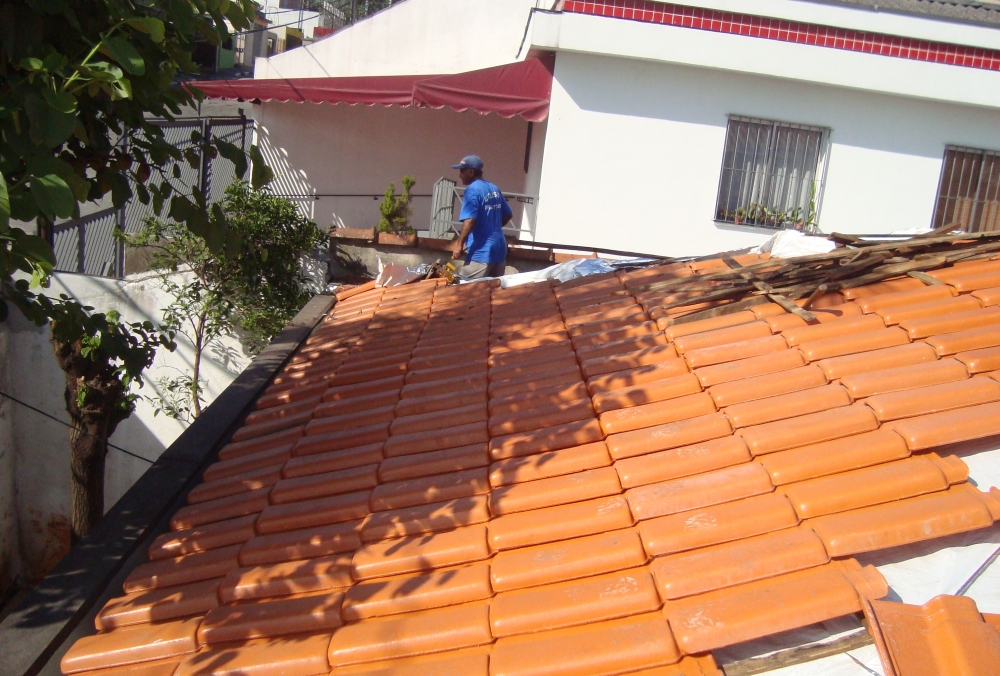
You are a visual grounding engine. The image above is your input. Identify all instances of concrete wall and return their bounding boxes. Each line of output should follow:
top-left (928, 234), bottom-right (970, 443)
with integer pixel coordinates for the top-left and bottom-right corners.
top-left (534, 51), bottom-right (1000, 257)
top-left (255, 101), bottom-right (532, 233)
top-left (0, 271), bottom-right (249, 594)
top-left (256, 0), bottom-right (541, 79)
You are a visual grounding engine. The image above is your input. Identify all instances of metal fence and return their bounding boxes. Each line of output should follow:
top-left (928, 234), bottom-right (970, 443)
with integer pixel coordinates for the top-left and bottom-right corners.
top-left (53, 115), bottom-right (252, 277)
top-left (429, 177), bottom-right (538, 241)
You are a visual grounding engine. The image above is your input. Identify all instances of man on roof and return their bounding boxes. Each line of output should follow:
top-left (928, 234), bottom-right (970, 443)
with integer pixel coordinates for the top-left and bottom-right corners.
top-left (451, 154), bottom-right (512, 279)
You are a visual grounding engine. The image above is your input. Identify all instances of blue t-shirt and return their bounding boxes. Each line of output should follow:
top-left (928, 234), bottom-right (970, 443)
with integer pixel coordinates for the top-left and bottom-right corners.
top-left (459, 178), bottom-right (511, 264)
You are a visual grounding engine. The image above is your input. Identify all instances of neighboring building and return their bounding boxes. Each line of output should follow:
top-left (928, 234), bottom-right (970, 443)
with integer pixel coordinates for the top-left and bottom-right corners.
top-left (199, 0), bottom-right (1000, 257)
top-left (236, 13), bottom-right (272, 71)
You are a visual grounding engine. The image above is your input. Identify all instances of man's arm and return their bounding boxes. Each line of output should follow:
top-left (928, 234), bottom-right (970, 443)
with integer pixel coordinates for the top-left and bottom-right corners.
top-left (501, 213), bottom-right (513, 227)
top-left (452, 218), bottom-right (475, 258)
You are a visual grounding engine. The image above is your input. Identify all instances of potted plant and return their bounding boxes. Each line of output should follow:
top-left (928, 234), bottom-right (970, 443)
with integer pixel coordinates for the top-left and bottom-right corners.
top-left (377, 175), bottom-right (418, 246)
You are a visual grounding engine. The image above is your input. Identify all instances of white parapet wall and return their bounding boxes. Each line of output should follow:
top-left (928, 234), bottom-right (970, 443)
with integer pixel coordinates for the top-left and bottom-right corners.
top-left (0, 271), bottom-right (250, 593)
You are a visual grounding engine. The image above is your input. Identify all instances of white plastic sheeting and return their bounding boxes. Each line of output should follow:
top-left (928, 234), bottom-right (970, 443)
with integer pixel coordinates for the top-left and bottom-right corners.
top-left (496, 257), bottom-right (620, 287)
top-left (750, 230), bottom-right (837, 258)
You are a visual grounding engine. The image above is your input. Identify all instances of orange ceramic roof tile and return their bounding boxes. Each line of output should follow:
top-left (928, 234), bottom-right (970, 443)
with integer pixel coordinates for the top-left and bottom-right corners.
top-left (488, 381), bottom-right (589, 416)
top-left (175, 632), bottom-right (333, 676)
top-left (865, 594), bottom-right (1000, 676)
top-left (169, 487), bottom-right (271, 531)
top-left (877, 295), bottom-right (983, 326)
top-left (490, 528), bottom-right (647, 592)
top-left (580, 345), bottom-right (679, 379)
top-left (638, 493), bottom-right (799, 557)
top-left (586, 359), bottom-right (691, 395)
top-left (487, 495), bottom-right (634, 551)
top-left (783, 454), bottom-right (967, 519)
top-left (707, 365), bottom-right (827, 408)
top-left (575, 334), bottom-right (669, 363)
top-left (926, 258), bottom-right (1000, 281)
top-left (389, 404), bottom-right (486, 436)
top-left (855, 284), bottom-right (958, 313)
top-left (772, 314), bottom-right (885, 346)
top-left (489, 466), bottom-right (621, 515)
top-left (650, 527), bottom-right (829, 600)
top-left (304, 405), bottom-right (394, 436)
top-left (760, 429), bottom-right (911, 485)
top-left (866, 377), bottom-right (1000, 421)
top-left (488, 398), bottom-right (594, 436)
top-left (197, 589), bottom-right (344, 644)
top-left (369, 467), bottom-right (490, 511)
top-left (203, 446), bottom-right (291, 483)
top-left (327, 600), bottom-right (493, 666)
top-left (186, 465), bottom-right (282, 505)
top-left (231, 410), bottom-right (314, 442)
top-left (395, 389), bottom-right (486, 417)
top-left (566, 303), bottom-right (642, 328)
top-left (488, 611), bottom-right (681, 676)
top-left (219, 554), bottom-right (353, 602)
top-left (569, 321), bottom-right (658, 349)
top-left (342, 562), bottom-right (493, 620)
top-left (683, 334), bottom-right (789, 369)
top-left (615, 436), bottom-right (751, 490)
top-left (764, 304), bottom-right (864, 333)
top-left (662, 560), bottom-right (887, 654)
top-left (360, 495), bottom-right (490, 542)
top-left (218, 427), bottom-right (304, 461)
top-left (490, 565), bottom-right (661, 637)
top-left (327, 646), bottom-right (491, 676)
top-left (488, 352), bottom-right (578, 382)
top-left (924, 324), bottom-right (1000, 355)
top-left (486, 341), bottom-right (573, 369)
top-left (899, 307), bottom-right (1000, 339)
top-left (351, 523), bottom-right (490, 580)
top-left (488, 441), bottom-right (611, 487)
top-left (661, 311), bottom-right (757, 341)
top-left (282, 443), bottom-right (383, 478)
top-left (957, 346), bottom-right (1000, 374)
top-left (383, 421), bottom-right (489, 458)
top-left (941, 269), bottom-right (1000, 292)
top-left (71, 658), bottom-right (183, 676)
top-left (378, 443), bottom-right (489, 483)
top-left (149, 515), bottom-right (257, 560)
top-left (839, 358), bottom-right (970, 398)
top-left (598, 392), bottom-right (716, 436)
top-left (724, 383), bottom-right (851, 428)
top-left (889, 401), bottom-right (1000, 450)
top-left (488, 369), bottom-right (582, 400)
top-left (294, 425), bottom-right (389, 457)
top-left (626, 462), bottom-right (773, 521)
top-left (839, 277), bottom-right (924, 299)
top-left (671, 321), bottom-right (773, 354)
top-left (488, 418), bottom-right (603, 461)
top-left (316, 391), bottom-right (399, 419)
top-left (693, 348), bottom-right (806, 388)
top-left (61, 617), bottom-right (202, 673)
top-left (808, 484), bottom-right (1000, 556)
top-left (124, 545), bottom-right (241, 594)
top-left (238, 520), bottom-right (363, 566)
top-left (257, 490), bottom-right (371, 534)
top-left (405, 362), bottom-right (487, 385)
top-left (400, 373), bottom-right (487, 399)
top-left (606, 413), bottom-right (733, 460)
top-left (323, 375), bottom-right (405, 402)
top-left (489, 331), bottom-right (570, 354)
top-left (799, 326), bottom-right (911, 362)
top-left (816, 342), bottom-right (940, 380)
top-left (270, 464), bottom-right (378, 504)
top-left (592, 373), bottom-right (703, 414)
top-left (739, 404), bottom-right (879, 456)
top-left (972, 286), bottom-right (1000, 306)
top-left (95, 578), bottom-right (221, 630)
top-left (570, 311), bottom-right (650, 338)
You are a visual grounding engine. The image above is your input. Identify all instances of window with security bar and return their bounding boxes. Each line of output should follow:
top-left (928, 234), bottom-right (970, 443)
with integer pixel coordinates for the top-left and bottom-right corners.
top-left (932, 147), bottom-right (1000, 233)
top-left (715, 116), bottom-right (828, 232)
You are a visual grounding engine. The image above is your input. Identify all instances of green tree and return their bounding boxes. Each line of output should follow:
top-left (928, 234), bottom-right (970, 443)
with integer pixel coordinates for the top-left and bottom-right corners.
top-left (377, 175), bottom-right (416, 234)
top-left (125, 182), bottom-right (325, 419)
top-left (0, 0), bottom-right (271, 539)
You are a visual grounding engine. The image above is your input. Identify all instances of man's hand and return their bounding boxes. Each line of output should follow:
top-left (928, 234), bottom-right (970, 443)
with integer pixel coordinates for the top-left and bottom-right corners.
top-left (451, 237), bottom-right (465, 259)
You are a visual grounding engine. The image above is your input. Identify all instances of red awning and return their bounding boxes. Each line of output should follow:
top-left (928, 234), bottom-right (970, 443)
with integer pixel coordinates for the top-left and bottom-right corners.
top-left (188, 57), bottom-right (554, 122)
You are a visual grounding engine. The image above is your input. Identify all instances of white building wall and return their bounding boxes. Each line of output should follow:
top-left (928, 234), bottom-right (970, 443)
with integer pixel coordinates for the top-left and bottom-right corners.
top-left (535, 51), bottom-right (1000, 257)
top-left (256, 101), bottom-right (531, 233)
top-left (0, 271), bottom-right (248, 590)
top-left (256, 0), bottom-right (541, 79)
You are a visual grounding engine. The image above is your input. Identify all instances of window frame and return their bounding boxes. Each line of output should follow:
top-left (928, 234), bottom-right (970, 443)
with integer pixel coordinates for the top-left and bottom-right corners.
top-left (713, 115), bottom-right (832, 233)
top-left (931, 145), bottom-right (1000, 233)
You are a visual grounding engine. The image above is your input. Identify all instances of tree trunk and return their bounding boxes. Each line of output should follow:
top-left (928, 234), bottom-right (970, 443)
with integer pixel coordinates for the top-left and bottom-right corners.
top-left (51, 326), bottom-right (131, 543)
top-left (191, 314), bottom-right (206, 418)
top-left (68, 416), bottom-right (108, 541)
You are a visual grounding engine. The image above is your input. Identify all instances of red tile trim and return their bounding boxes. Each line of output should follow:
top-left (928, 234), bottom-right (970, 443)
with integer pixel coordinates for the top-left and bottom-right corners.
top-left (562, 0), bottom-right (1000, 72)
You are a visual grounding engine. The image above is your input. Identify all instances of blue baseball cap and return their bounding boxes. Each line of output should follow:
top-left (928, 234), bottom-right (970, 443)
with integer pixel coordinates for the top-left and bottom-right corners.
top-left (452, 155), bottom-right (484, 170)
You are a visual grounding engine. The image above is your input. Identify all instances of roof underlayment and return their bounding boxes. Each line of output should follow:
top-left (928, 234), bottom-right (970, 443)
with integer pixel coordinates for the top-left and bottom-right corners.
top-left (56, 233), bottom-right (1000, 676)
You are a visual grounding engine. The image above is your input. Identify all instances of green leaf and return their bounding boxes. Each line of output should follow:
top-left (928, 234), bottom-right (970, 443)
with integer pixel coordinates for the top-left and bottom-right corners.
top-left (215, 139), bottom-right (248, 178)
top-left (43, 89), bottom-right (76, 114)
top-left (19, 57), bottom-right (44, 71)
top-left (11, 233), bottom-right (56, 269)
top-left (30, 173), bottom-right (74, 218)
top-left (24, 93), bottom-right (77, 148)
top-left (249, 145), bottom-right (273, 189)
top-left (42, 53), bottom-right (68, 73)
top-left (0, 172), bottom-right (9, 228)
top-left (127, 17), bottom-right (165, 43)
top-left (9, 189), bottom-right (39, 221)
top-left (104, 36), bottom-right (145, 75)
top-left (169, 195), bottom-right (194, 221)
top-left (109, 172), bottom-right (131, 208)
top-left (29, 157), bottom-right (89, 202)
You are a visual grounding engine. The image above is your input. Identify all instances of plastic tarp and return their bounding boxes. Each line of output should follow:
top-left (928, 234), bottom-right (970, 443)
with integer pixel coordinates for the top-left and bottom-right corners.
top-left (188, 57), bottom-right (554, 122)
top-left (749, 230), bottom-right (837, 258)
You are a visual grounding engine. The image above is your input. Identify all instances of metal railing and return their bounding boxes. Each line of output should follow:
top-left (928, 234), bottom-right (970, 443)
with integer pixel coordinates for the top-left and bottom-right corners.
top-left (430, 177), bottom-right (538, 241)
top-left (53, 115), bottom-right (252, 278)
top-left (932, 146), bottom-right (1000, 233)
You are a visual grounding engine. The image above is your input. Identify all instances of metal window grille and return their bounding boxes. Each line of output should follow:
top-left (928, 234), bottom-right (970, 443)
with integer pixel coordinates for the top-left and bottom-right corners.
top-left (715, 116), bottom-right (828, 232)
top-left (932, 146), bottom-right (1000, 233)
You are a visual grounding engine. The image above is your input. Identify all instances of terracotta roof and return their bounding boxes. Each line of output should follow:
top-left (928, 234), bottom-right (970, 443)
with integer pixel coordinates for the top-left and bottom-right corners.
top-left (58, 243), bottom-right (1000, 676)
